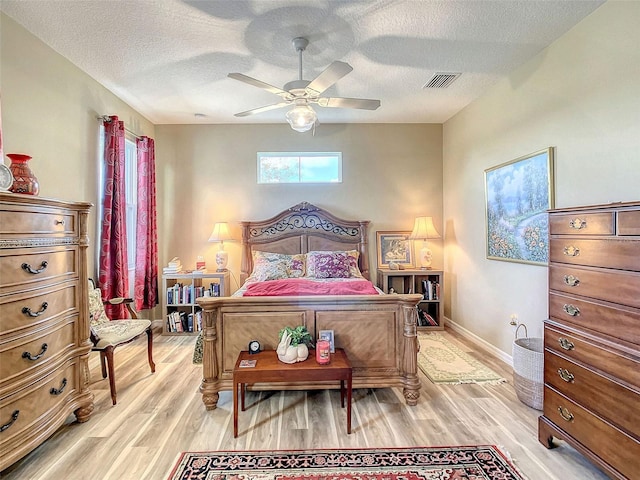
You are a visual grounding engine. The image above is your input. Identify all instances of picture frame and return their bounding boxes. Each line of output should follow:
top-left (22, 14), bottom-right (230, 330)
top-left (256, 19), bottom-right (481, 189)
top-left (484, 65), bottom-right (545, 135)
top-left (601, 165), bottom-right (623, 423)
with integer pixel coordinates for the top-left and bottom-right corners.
top-left (376, 231), bottom-right (413, 269)
top-left (484, 147), bottom-right (555, 265)
top-left (318, 329), bottom-right (335, 353)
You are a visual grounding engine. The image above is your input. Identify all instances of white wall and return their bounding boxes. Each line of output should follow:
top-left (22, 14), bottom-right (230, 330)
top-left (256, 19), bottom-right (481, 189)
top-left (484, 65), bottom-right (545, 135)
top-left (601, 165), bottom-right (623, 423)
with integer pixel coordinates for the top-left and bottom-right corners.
top-left (442, 1), bottom-right (640, 355)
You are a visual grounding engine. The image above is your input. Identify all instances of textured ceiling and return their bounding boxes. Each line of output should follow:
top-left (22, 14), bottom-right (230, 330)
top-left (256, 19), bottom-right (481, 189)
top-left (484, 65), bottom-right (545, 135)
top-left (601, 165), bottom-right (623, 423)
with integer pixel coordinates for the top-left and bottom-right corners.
top-left (1, 0), bottom-right (604, 125)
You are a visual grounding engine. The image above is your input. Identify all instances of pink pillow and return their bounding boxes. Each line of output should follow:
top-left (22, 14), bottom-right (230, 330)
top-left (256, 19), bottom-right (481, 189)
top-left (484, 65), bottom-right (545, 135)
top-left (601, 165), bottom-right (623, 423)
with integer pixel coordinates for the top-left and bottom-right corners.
top-left (306, 251), bottom-right (361, 279)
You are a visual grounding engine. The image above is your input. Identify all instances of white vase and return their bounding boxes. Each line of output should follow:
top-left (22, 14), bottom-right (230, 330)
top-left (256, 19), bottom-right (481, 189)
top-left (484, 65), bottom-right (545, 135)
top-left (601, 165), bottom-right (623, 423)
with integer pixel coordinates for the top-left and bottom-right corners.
top-left (277, 331), bottom-right (309, 363)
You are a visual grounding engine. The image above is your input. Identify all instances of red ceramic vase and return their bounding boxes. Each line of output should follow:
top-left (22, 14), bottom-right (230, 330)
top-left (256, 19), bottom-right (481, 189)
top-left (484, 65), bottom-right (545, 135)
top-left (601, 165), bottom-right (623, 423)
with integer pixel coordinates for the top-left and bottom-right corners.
top-left (7, 153), bottom-right (39, 195)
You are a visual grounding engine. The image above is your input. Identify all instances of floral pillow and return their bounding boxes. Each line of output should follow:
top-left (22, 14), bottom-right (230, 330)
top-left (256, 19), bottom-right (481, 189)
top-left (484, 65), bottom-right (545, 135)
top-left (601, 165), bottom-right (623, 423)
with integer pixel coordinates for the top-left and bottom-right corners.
top-left (88, 282), bottom-right (108, 326)
top-left (306, 250), bottom-right (363, 279)
top-left (247, 251), bottom-right (306, 282)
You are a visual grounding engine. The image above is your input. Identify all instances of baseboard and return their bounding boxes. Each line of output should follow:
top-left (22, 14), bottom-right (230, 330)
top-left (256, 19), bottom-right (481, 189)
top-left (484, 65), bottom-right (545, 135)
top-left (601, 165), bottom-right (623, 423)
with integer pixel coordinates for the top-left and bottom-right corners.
top-left (444, 316), bottom-right (513, 367)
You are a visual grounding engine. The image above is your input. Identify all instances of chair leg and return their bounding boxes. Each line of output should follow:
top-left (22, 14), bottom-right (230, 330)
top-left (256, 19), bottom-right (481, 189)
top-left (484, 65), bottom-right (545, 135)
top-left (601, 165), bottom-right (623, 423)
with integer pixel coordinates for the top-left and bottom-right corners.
top-left (100, 351), bottom-right (108, 379)
top-left (104, 346), bottom-right (117, 405)
top-left (146, 327), bottom-right (156, 373)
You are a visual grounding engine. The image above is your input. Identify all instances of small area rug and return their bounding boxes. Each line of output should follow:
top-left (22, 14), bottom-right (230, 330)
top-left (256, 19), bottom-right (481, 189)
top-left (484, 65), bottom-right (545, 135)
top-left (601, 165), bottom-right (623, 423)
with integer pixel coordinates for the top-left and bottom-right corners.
top-left (167, 445), bottom-right (525, 480)
top-left (418, 332), bottom-right (506, 385)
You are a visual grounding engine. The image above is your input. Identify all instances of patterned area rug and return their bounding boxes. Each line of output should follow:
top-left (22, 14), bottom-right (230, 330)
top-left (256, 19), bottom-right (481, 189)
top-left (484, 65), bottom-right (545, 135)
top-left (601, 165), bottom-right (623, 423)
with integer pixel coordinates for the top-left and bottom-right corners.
top-left (167, 446), bottom-right (525, 480)
top-left (418, 333), bottom-right (506, 384)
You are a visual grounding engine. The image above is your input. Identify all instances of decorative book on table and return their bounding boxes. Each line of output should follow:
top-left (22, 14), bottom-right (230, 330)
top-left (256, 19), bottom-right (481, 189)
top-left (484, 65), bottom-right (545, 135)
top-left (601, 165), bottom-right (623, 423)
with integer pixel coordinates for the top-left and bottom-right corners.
top-left (239, 359), bottom-right (257, 368)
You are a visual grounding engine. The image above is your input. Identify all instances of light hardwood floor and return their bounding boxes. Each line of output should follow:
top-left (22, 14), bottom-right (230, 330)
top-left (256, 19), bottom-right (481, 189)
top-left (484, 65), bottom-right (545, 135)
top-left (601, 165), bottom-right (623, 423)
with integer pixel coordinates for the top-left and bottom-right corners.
top-left (1, 327), bottom-right (608, 480)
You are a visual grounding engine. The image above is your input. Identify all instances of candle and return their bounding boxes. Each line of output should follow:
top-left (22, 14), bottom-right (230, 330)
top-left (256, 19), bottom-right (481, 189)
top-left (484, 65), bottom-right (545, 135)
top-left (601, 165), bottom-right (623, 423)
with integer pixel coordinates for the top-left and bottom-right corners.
top-left (316, 340), bottom-right (331, 364)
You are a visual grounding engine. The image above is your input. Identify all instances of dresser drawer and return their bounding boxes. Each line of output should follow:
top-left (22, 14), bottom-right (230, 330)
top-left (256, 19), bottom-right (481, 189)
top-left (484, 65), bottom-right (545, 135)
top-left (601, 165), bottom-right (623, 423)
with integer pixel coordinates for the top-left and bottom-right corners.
top-left (0, 361), bottom-right (77, 448)
top-left (0, 283), bottom-right (78, 336)
top-left (549, 212), bottom-right (615, 235)
top-left (0, 319), bottom-right (76, 391)
top-left (0, 247), bottom-right (78, 295)
top-left (618, 209), bottom-right (640, 236)
top-left (550, 238), bottom-right (640, 271)
top-left (549, 264), bottom-right (640, 308)
top-left (0, 208), bottom-right (77, 238)
top-left (545, 351), bottom-right (638, 436)
top-left (544, 323), bottom-right (639, 388)
top-left (549, 292), bottom-right (640, 345)
top-left (544, 386), bottom-right (640, 479)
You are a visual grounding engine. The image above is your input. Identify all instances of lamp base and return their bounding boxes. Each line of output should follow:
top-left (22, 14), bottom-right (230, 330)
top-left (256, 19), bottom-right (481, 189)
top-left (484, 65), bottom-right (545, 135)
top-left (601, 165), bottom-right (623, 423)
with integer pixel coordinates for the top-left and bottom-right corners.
top-left (215, 250), bottom-right (228, 272)
top-left (418, 246), bottom-right (433, 270)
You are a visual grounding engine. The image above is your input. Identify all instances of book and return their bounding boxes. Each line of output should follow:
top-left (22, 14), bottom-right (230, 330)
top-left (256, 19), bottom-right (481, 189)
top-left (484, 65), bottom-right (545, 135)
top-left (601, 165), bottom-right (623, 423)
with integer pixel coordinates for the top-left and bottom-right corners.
top-left (239, 359), bottom-right (256, 368)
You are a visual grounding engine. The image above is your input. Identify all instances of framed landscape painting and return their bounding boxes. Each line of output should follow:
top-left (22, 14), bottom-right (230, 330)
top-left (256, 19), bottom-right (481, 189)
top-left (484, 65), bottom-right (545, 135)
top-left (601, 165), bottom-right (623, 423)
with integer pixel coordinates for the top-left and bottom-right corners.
top-left (376, 231), bottom-right (413, 268)
top-left (484, 147), bottom-right (555, 265)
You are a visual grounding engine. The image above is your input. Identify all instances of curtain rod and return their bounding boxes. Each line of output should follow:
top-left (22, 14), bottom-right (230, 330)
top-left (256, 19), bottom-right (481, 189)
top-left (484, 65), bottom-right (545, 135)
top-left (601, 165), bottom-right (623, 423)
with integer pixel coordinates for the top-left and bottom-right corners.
top-left (97, 115), bottom-right (143, 139)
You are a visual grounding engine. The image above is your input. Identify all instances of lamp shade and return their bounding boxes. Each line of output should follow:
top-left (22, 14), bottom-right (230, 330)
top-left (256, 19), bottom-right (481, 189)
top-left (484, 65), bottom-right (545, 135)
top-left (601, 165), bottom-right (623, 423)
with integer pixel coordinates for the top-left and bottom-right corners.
top-left (208, 222), bottom-right (233, 243)
top-left (409, 216), bottom-right (441, 240)
top-left (285, 103), bottom-right (316, 132)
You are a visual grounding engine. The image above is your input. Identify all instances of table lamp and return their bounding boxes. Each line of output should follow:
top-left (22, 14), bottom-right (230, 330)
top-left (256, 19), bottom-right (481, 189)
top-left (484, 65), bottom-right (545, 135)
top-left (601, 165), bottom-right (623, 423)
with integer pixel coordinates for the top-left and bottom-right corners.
top-left (208, 222), bottom-right (234, 272)
top-left (409, 216), bottom-right (441, 269)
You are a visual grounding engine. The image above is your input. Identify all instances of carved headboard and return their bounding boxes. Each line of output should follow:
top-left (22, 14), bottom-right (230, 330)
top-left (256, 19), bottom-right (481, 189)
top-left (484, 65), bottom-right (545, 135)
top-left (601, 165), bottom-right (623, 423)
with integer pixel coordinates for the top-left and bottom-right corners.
top-left (240, 202), bottom-right (371, 283)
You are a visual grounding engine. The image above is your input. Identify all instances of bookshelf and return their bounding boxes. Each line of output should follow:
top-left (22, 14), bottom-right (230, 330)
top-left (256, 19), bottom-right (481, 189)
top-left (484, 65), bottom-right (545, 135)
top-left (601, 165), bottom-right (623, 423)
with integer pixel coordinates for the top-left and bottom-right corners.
top-left (377, 269), bottom-right (444, 331)
top-left (161, 271), bottom-right (230, 335)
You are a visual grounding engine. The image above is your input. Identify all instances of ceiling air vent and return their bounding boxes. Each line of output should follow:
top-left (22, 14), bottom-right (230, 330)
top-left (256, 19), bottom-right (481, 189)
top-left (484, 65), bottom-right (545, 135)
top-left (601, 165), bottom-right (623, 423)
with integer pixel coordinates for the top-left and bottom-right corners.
top-left (423, 73), bottom-right (461, 89)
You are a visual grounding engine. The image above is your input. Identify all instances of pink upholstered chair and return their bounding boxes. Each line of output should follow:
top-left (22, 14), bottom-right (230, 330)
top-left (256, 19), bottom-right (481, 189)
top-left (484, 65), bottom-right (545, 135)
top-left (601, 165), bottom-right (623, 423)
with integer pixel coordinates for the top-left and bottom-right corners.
top-left (87, 279), bottom-right (155, 405)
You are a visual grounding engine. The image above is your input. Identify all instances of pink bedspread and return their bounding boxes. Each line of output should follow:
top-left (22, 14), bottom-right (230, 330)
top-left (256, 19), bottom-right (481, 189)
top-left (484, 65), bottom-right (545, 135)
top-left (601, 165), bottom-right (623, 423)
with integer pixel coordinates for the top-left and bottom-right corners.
top-left (243, 278), bottom-right (380, 296)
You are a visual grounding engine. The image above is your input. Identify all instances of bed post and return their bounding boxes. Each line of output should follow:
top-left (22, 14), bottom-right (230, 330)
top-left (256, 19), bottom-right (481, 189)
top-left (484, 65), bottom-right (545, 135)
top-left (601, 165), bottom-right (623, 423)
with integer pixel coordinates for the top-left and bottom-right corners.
top-left (358, 220), bottom-right (370, 279)
top-left (401, 302), bottom-right (421, 405)
top-left (240, 221), bottom-right (251, 284)
top-left (199, 303), bottom-right (220, 410)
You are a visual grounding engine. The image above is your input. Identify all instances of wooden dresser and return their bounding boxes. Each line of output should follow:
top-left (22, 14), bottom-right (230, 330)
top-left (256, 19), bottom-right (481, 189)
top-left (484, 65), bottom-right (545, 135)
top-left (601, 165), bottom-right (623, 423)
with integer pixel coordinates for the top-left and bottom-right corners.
top-left (0, 192), bottom-right (94, 471)
top-left (539, 201), bottom-right (640, 479)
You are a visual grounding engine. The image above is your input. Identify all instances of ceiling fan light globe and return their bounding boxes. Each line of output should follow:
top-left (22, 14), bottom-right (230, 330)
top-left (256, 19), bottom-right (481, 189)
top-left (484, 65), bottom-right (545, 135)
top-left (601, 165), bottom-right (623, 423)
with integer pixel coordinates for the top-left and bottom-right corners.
top-left (286, 105), bottom-right (316, 132)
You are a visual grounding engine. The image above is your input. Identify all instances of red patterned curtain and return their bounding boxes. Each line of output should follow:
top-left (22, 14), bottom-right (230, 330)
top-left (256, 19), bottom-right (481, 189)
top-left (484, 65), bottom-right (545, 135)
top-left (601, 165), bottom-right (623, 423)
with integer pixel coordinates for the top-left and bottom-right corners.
top-left (134, 136), bottom-right (158, 310)
top-left (99, 116), bottom-right (129, 319)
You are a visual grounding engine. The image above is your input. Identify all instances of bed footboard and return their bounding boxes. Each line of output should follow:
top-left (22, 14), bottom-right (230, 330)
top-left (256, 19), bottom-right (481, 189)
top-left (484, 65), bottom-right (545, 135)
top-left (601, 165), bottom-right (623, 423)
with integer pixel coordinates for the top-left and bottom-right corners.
top-left (196, 294), bottom-right (423, 410)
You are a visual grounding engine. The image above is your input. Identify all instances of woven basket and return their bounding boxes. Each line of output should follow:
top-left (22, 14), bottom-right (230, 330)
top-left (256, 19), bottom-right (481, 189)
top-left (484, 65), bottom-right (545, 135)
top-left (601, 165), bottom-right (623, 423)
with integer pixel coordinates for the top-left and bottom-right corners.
top-left (512, 324), bottom-right (544, 410)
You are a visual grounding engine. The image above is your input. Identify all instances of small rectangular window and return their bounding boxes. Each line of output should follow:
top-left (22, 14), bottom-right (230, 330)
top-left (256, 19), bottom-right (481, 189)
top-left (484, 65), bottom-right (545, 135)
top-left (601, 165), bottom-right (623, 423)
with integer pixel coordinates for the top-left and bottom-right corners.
top-left (257, 152), bottom-right (342, 184)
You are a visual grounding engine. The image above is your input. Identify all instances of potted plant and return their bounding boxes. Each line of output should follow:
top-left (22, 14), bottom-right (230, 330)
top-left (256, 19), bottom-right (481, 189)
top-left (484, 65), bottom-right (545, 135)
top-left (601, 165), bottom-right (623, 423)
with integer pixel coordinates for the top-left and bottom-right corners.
top-left (277, 325), bottom-right (313, 363)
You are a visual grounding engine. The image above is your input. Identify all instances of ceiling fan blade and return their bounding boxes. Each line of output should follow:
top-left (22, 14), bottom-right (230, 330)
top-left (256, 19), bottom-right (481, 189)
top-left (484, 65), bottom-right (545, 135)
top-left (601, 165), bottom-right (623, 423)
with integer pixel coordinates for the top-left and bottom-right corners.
top-left (228, 73), bottom-right (293, 100)
top-left (234, 102), bottom-right (290, 117)
top-left (305, 61), bottom-right (353, 96)
top-left (317, 97), bottom-right (381, 110)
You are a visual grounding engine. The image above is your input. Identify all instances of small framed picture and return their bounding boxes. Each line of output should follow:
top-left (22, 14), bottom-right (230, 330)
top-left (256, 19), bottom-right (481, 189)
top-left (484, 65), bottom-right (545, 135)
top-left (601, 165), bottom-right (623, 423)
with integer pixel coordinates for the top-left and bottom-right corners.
top-left (318, 329), bottom-right (335, 353)
top-left (376, 231), bottom-right (413, 269)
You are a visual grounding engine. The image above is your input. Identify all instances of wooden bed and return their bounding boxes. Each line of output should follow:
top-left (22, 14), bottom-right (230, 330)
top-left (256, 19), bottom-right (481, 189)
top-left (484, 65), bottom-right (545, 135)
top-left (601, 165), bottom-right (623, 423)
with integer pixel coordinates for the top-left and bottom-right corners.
top-left (196, 202), bottom-right (423, 410)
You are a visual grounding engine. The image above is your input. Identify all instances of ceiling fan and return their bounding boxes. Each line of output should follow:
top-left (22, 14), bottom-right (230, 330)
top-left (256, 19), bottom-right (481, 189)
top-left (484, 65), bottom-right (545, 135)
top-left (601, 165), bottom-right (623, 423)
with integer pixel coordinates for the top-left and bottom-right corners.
top-left (228, 37), bottom-right (381, 132)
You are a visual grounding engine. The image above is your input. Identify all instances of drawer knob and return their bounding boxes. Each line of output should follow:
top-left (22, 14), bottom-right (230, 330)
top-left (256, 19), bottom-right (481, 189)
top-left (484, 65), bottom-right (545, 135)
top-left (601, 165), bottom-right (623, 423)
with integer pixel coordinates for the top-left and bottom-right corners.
top-left (563, 246), bottom-right (580, 257)
top-left (562, 304), bottom-right (580, 317)
top-left (558, 338), bottom-right (575, 351)
top-left (55, 219), bottom-right (65, 226)
top-left (50, 378), bottom-right (68, 396)
top-left (558, 406), bottom-right (575, 422)
top-left (21, 261), bottom-right (49, 274)
top-left (563, 275), bottom-right (580, 287)
top-left (569, 218), bottom-right (586, 230)
top-left (22, 302), bottom-right (49, 318)
top-left (558, 368), bottom-right (575, 383)
top-left (22, 343), bottom-right (48, 361)
top-left (0, 411), bottom-right (20, 433)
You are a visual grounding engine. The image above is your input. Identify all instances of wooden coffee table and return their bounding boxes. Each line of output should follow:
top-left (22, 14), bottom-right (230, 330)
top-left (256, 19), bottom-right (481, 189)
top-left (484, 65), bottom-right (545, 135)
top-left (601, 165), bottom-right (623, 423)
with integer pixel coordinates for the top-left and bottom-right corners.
top-left (233, 349), bottom-right (352, 437)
